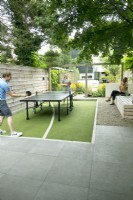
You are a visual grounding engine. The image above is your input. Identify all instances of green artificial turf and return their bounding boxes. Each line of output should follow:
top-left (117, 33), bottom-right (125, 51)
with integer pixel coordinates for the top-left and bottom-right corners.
top-left (2, 105), bottom-right (52, 138)
top-left (2, 101), bottom-right (96, 142)
top-left (47, 101), bottom-right (96, 142)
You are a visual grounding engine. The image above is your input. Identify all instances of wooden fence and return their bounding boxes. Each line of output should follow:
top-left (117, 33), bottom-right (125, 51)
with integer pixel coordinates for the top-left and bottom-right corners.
top-left (0, 64), bottom-right (49, 113)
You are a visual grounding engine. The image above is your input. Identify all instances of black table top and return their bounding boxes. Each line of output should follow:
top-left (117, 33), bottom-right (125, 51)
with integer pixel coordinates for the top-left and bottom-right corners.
top-left (20, 91), bottom-right (74, 102)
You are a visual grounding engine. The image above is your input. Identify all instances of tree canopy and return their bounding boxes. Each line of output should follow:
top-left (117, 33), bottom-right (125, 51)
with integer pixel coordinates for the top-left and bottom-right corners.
top-left (0, 0), bottom-right (133, 66)
top-left (0, 0), bottom-right (53, 65)
top-left (123, 52), bottom-right (133, 70)
top-left (47, 0), bottom-right (133, 64)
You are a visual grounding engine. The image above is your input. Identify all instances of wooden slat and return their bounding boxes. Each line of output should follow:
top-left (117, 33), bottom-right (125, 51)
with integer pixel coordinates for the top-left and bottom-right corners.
top-left (124, 112), bottom-right (133, 116)
top-left (0, 64), bottom-right (48, 113)
top-left (116, 96), bottom-right (133, 119)
top-left (124, 116), bottom-right (133, 119)
top-left (124, 108), bottom-right (133, 111)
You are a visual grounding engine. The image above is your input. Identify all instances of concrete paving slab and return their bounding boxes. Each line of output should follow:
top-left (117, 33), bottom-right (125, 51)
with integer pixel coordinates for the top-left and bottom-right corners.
top-left (0, 124), bottom-right (133, 200)
top-left (58, 142), bottom-right (94, 161)
top-left (0, 174), bottom-right (43, 200)
top-left (93, 142), bottom-right (133, 164)
top-left (46, 157), bottom-right (92, 188)
top-left (90, 161), bottom-right (133, 195)
top-left (95, 126), bottom-right (122, 138)
top-left (94, 134), bottom-right (123, 144)
top-left (29, 139), bottom-right (65, 156)
top-left (0, 150), bottom-right (25, 173)
top-left (88, 189), bottom-right (133, 200)
top-left (7, 154), bottom-right (56, 181)
top-left (34, 182), bottom-right (89, 200)
top-left (0, 137), bottom-right (39, 153)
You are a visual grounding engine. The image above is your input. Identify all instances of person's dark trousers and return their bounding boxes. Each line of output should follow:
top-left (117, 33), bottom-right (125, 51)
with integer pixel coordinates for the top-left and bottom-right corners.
top-left (111, 90), bottom-right (125, 100)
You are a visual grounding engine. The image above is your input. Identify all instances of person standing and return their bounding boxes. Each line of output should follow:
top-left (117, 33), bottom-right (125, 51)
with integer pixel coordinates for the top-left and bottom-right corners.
top-left (106, 77), bottom-right (128, 105)
top-left (62, 75), bottom-right (71, 92)
top-left (0, 72), bottom-right (27, 137)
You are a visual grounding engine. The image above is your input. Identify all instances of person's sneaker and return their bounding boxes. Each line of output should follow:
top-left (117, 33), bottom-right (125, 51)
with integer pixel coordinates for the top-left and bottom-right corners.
top-left (0, 129), bottom-right (6, 135)
top-left (11, 132), bottom-right (23, 137)
top-left (106, 99), bottom-right (111, 102)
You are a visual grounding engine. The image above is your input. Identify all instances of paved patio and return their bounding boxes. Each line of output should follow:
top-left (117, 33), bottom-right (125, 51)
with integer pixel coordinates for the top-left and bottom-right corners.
top-left (0, 125), bottom-right (133, 200)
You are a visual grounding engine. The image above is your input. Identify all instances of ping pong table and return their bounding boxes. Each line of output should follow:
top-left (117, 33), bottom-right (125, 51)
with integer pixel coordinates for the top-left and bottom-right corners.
top-left (20, 91), bottom-right (74, 121)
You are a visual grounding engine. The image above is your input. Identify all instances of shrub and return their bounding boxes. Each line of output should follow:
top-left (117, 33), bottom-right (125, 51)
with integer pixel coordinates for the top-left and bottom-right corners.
top-left (56, 84), bottom-right (63, 91)
top-left (91, 83), bottom-right (106, 97)
top-left (88, 85), bottom-right (92, 94)
top-left (51, 70), bottom-right (59, 90)
top-left (71, 83), bottom-right (77, 91)
top-left (76, 82), bottom-right (85, 94)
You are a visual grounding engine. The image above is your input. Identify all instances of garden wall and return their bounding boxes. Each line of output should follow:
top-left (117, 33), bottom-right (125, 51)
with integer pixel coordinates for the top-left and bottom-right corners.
top-left (0, 64), bottom-right (49, 113)
top-left (105, 83), bottom-right (133, 97)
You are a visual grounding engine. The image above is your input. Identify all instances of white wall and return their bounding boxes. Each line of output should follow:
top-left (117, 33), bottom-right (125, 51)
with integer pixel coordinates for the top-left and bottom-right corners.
top-left (105, 83), bottom-right (133, 97)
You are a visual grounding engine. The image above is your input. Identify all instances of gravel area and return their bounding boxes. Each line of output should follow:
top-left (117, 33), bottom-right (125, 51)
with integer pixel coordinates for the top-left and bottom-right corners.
top-left (97, 97), bottom-right (133, 127)
top-left (74, 94), bottom-right (133, 127)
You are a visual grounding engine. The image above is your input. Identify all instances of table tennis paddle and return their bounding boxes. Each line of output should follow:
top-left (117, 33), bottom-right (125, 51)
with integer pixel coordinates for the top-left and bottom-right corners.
top-left (67, 82), bottom-right (71, 86)
top-left (26, 91), bottom-right (32, 96)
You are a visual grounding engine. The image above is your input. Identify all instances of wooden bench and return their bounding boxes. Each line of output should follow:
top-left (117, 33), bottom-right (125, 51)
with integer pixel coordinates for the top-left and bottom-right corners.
top-left (116, 96), bottom-right (133, 119)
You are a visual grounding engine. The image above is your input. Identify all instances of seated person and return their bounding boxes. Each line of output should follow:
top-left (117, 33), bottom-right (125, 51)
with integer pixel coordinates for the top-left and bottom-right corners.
top-left (106, 77), bottom-right (128, 105)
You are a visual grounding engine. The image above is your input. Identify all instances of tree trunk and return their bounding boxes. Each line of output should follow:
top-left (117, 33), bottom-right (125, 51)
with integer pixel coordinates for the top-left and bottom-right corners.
top-left (121, 63), bottom-right (124, 81)
top-left (48, 67), bottom-right (52, 91)
top-left (85, 65), bottom-right (88, 97)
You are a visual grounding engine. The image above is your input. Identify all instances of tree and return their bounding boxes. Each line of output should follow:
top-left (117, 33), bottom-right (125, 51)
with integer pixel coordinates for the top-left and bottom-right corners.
top-left (8, 0), bottom-right (44, 66)
top-left (51, 70), bottom-right (59, 90)
top-left (0, 2), bottom-right (13, 62)
top-left (1, 0), bottom-right (133, 66)
top-left (100, 56), bottom-right (121, 82)
top-left (47, 0), bottom-right (133, 64)
top-left (1, 0), bottom-right (56, 66)
top-left (43, 50), bottom-right (60, 90)
top-left (123, 52), bottom-right (133, 82)
top-left (31, 52), bottom-right (47, 69)
top-left (57, 50), bottom-right (72, 66)
top-left (123, 53), bottom-right (133, 70)
top-left (43, 50), bottom-right (60, 68)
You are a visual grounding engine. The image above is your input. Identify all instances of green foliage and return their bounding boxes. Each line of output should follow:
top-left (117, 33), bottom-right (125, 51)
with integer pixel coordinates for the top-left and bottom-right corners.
top-left (7, 1), bottom-right (44, 65)
top-left (0, 8), bottom-right (13, 62)
top-left (31, 49), bottom-right (77, 70)
top-left (14, 32), bottom-right (42, 66)
top-left (43, 49), bottom-right (78, 69)
top-left (57, 50), bottom-right (72, 66)
top-left (76, 82), bottom-right (85, 94)
top-left (51, 70), bottom-right (60, 90)
top-left (43, 50), bottom-right (60, 68)
top-left (104, 65), bottom-right (120, 79)
top-left (0, 50), bottom-right (13, 64)
top-left (71, 82), bottom-right (105, 97)
top-left (100, 74), bottom-right (115, 83)
top-left (123, 53), bottom-right (133, 70)
top-left (31, 52), bottom-right (47, 69)
top-left (1, 0), bottom-right (54, 66)
top-left (48, 0), bottom-right (133, 63)
top-left (71, 82), bottom-right (92, 94)
top-left (91, 83), bottom-right (106, 97)
top-left (70, 82), bottom-right (85, 94)
top-left (1, 0), bottom-right (133, 66)
top-left (71, 83), bottom-right (77, 92)
top-left (100, 56), bottom-right (121, 82)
